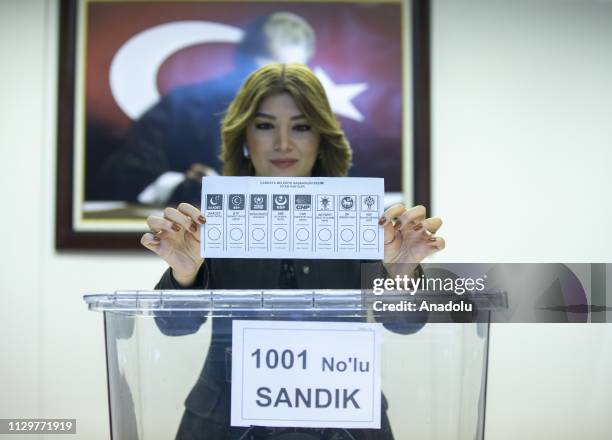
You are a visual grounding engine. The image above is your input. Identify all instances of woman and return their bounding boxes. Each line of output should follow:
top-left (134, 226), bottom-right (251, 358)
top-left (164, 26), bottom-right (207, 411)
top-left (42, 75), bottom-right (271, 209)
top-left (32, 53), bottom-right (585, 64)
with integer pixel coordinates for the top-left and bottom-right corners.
top-left (142, 64), bottom-right (444, 440)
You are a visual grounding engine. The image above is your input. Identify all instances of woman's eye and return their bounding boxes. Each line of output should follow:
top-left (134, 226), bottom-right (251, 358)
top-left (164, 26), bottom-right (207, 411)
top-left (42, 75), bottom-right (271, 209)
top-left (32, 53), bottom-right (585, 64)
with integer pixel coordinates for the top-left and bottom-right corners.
top-left (255, 122), bottom-right (274, 130)
top-left (293, 124), bottom-right (311, 132)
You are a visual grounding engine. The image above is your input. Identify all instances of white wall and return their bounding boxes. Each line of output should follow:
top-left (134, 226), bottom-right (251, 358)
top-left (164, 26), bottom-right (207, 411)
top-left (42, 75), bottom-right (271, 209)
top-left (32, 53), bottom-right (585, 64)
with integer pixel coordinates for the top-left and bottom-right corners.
top-left (0, 0), bottom-right (610, 439)
top-left (0, 0), bottom-right (45, 428)
top-left (0, 2), bottom-right (166, 438)
top-left (431, 0), bottom-right (612, 263)
top-left (431, 0), bottom-right (612, 438)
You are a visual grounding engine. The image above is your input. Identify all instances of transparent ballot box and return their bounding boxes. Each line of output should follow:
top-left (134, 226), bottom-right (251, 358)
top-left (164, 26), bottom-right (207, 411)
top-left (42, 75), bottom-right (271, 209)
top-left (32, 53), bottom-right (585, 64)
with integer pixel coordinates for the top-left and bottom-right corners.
top-left (84, 290), bottom-right (506, 440)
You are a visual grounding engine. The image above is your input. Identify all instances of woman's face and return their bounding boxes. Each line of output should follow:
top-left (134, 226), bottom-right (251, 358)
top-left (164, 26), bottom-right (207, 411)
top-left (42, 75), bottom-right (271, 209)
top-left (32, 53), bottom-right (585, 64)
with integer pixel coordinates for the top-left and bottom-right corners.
top-left (245, 92), bottom-right (320, 177)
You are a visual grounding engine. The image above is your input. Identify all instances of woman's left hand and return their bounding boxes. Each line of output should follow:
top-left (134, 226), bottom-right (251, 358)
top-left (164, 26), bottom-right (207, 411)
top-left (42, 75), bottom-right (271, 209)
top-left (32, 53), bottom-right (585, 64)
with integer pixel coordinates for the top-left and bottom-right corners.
top-left (380, 204), bottom-right (445, 267)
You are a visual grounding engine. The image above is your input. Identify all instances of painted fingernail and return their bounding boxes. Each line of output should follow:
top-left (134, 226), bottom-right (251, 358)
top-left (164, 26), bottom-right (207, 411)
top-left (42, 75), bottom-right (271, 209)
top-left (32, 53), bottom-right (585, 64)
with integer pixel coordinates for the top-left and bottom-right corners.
top-left (428, 237), bottom-right (437, 242)
top-left (378, 216), bottom-right (387, 226)
top-left (172, 223), bottom-right (181, 232)
top-left (198, 215), bottom-right (206, 224)
top-left (413, 224), bottom-right (423, 231)
top-left (190, 222), bottom-right (197, 233)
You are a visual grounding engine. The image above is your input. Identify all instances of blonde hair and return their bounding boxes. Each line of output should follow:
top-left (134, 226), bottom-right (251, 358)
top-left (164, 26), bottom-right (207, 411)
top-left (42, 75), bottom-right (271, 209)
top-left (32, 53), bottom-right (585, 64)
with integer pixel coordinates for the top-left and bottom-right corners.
top-left (220, 63), bottom-right (352, 176)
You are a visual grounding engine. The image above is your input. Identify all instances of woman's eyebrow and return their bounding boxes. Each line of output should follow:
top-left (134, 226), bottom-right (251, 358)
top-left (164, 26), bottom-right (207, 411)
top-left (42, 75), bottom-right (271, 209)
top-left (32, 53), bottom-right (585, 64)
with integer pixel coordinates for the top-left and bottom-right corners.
top-left (255, 112), bottom-right (306, 120)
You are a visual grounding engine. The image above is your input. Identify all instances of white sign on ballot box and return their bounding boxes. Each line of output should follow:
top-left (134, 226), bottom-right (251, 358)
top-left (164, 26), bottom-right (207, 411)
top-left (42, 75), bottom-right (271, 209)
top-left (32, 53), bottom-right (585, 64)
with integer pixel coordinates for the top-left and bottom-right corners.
top-left (201, 176), bottom-right (384, 260)
top-left (231, 320), bottom-right (383, 429)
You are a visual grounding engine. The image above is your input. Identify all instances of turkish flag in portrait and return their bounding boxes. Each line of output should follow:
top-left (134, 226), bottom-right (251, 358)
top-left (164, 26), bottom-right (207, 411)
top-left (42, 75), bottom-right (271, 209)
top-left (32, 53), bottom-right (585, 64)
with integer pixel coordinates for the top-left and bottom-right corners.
top-left (84, 1), bottom-right (403, 203)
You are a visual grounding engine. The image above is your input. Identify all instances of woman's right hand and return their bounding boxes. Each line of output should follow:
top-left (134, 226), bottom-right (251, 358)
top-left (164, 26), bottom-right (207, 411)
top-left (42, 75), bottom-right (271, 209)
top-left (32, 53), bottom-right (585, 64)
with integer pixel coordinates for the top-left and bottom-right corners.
top-left (141, 202), bottom-right (206, 287)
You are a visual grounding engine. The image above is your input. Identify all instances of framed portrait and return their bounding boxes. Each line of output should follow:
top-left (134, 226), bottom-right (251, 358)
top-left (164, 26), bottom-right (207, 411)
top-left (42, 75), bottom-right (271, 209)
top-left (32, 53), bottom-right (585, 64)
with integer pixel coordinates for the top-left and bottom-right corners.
top-left (56, 0), bottom-right (431, 249)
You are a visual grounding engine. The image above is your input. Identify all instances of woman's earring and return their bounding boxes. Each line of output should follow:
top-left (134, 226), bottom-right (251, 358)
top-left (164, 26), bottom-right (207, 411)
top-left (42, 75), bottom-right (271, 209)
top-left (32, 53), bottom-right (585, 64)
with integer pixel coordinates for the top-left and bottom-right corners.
top-left (242, 144), bottom-right (250, 158)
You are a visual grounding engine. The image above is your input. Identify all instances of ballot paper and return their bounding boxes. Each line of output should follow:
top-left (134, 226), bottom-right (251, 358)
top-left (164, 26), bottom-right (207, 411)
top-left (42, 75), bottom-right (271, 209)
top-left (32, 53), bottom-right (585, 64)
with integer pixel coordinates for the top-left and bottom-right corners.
top-left (201, 176), bottom-right (384, 259)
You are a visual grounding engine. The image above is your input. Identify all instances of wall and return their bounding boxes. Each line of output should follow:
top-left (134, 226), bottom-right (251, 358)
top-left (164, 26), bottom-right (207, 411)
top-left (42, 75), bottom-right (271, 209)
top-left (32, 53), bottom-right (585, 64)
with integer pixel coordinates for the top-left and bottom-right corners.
top-left (431, 0), bottom-right (612, 438)
top-left (1, 3), bottom-right (166, 438)
top-left (0, 0), bottom-right (610, 439)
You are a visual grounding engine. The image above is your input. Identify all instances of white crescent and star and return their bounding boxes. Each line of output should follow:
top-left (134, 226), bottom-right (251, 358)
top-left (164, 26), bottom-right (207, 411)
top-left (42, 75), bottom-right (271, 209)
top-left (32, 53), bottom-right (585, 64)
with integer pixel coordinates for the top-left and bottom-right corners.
top-left (109, 20), bottom-right (368, 122)
top-left (110, 21), bottom-right (243, 120)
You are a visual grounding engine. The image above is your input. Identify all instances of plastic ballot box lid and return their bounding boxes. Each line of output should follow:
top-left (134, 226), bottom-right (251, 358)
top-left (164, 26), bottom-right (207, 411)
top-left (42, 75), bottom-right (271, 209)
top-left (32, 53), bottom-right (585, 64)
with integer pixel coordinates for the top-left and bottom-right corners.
top-left (83, 289), bottom-right (507, 317)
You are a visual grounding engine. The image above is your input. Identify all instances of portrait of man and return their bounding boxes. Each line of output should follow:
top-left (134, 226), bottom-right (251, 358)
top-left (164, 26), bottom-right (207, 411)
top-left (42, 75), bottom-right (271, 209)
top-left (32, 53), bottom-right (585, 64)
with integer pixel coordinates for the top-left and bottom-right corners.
top-left (76, 1), bottom-right (404, 226)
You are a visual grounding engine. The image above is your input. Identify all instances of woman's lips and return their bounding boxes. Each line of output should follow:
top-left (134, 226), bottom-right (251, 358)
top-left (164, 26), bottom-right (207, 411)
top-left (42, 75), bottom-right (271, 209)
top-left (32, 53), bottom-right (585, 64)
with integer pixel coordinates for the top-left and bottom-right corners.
top-left (270, 159), bottom-right (298, 168)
